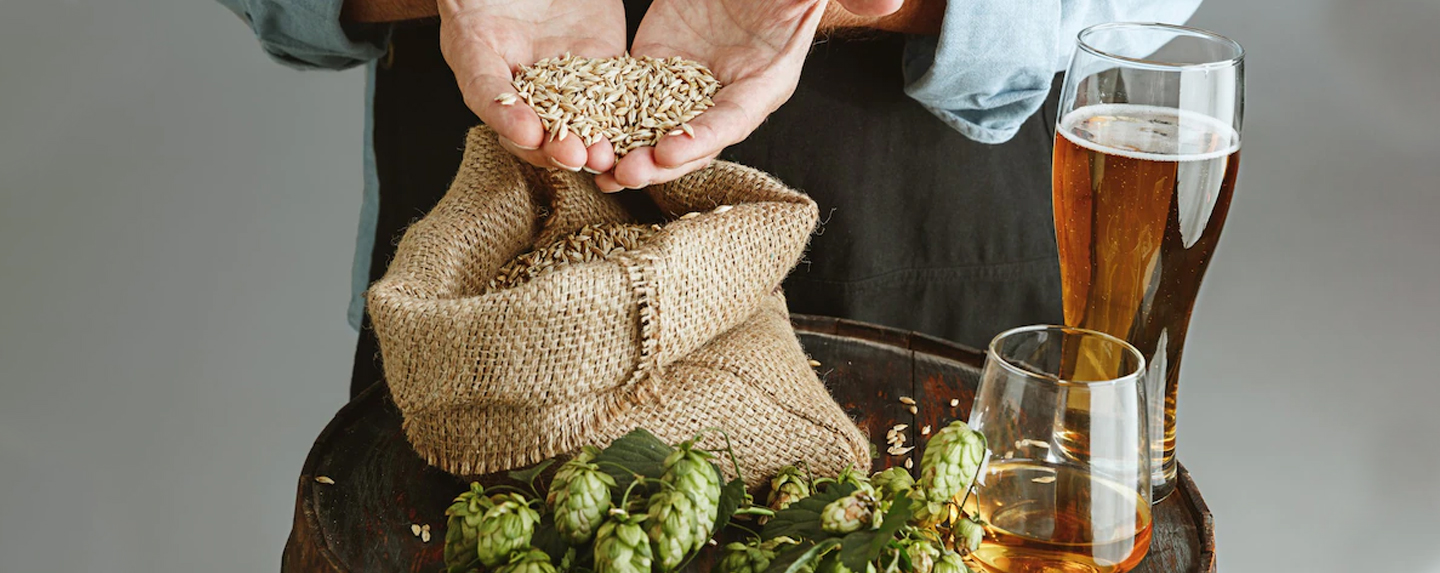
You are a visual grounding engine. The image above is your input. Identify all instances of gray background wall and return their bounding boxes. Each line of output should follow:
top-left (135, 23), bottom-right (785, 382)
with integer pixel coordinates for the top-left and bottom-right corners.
top-left (1, 0), bottom-right (1435, 571)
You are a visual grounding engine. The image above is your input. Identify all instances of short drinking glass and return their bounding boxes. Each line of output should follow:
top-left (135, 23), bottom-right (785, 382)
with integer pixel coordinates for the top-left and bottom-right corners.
top-left (966, 326), bottom-right (1151, 573)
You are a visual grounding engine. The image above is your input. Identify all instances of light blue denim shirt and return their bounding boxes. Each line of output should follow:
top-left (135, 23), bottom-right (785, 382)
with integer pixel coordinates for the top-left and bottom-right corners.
top-left (215, 0), bottom-right (1201, 330)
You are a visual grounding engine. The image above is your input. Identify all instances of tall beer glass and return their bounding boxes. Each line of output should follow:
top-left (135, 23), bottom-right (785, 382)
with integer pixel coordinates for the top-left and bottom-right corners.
top-left (1052, 23), bottom-right (1244, 501)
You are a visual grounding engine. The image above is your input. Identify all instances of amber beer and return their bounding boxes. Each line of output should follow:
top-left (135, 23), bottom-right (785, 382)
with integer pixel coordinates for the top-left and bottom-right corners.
top-left (1053, 104), bottom-right (1241, 499)
top-left (970, 461), bottom-right (1153, 573)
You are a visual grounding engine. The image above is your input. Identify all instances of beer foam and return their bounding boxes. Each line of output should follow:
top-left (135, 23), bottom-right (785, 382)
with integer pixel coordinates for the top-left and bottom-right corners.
top-left (1059, 104), bottom-right (1240, 162)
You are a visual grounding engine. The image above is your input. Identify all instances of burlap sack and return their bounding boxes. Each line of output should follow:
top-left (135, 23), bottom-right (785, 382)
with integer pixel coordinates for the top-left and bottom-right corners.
top-left (366, 126), bottom-right (871, 487)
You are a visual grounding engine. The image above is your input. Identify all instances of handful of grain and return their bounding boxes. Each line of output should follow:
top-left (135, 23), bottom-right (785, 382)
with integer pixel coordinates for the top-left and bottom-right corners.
top-left (500, 54), bottom-right (721, 156)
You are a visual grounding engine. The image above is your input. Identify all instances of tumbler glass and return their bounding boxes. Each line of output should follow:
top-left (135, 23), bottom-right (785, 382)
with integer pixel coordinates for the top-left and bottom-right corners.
top-left (966, 325), bottom-right (1151, 573)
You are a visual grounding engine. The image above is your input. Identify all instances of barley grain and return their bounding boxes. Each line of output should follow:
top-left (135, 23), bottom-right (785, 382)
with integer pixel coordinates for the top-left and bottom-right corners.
top-left (511, 54), bottom-right (720, 157)
top-left (488, 223), bottom-right (656, 291)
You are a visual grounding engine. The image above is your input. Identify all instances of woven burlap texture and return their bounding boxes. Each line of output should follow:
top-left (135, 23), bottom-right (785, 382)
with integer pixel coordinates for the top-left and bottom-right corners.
top-left (366, 126), bottom-right (871, 486)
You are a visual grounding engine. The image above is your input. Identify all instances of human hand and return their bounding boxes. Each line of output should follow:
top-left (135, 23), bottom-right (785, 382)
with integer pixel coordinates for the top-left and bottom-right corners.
top-left (597, 0), bottom-right (903, 192)
top-left (439, 0), bottom-right (626, 173)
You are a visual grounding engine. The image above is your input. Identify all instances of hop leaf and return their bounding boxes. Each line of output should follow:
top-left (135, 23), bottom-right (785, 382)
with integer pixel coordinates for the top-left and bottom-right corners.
top-left (646, 488), bottom-right (699, 572)
top-left (495, 548), bottom-right (558, 573)
top-left (443, 482), bottom-right (492, 573)
top-left (475, 493), bottom-right (541, 567)
top-left (594, 512), bottom-right (653, 573)
top-left (661, 440), bottom-right (722, 551)
top-left (815, 550), bottom-right (876, 573)
top-left (552, 458), bottom-right (616, 544)
top-left (767, 466), bottom-right (811, 512)
top-left (819, 491), bottom-right (880, 534)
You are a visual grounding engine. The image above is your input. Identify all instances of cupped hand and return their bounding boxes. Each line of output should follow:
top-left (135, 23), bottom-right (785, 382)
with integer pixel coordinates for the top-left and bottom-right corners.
top-left (439, 0), bottom-right (626, 173)
top-left (597, 0), bottom-right (902, 192)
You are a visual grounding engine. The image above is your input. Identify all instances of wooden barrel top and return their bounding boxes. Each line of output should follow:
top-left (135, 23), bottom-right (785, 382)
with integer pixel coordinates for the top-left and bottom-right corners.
top-left (283, 315), bottom-right (1214, 573)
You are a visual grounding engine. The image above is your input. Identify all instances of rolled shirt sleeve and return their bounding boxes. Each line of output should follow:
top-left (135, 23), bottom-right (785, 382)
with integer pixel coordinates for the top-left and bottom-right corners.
top-left (216, 0), bottom-right (390, 70)
top-left (903, 0), bottom-right (1203, 144)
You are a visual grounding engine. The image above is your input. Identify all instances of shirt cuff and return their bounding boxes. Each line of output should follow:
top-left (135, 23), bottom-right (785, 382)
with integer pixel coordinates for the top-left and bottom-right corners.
top-left (900, 1), bottom-right (1061, 145)
top-left (220, 0), bottom-right (390, 70)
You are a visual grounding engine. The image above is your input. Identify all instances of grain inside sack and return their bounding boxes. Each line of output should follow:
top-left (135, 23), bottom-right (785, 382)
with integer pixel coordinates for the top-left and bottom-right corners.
top-left (366, 126), bottom-right (871, 487)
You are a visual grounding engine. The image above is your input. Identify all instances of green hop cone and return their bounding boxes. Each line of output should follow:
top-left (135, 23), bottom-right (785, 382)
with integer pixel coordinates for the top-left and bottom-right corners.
top-left (661, 439), bottom-right (722, 550)
top-left (919, 422), bottom-right (985, 503)
top-left (767, 466), bottom-right (811, 512)
top-left (443, 482), bottom-right (492, 573)
top-left (908, 488), bottom-right (948, 529)
top-left (913, 422), bottom-right (984, 527)
top-left (834, 465), bottom-right (874, 494)
top-left (646, 488), bottom-right (699, 572)
top-left (547, 446), bottom-right (601, 508)
top-left (552, 459), bottom-right (616, 544)
top-left (954, 515), bottom-right (985, 553)
top-left (495, 548), bottom-right (557, 573)
top-left (594, 512), bottom-right (653, 573)
top-left (932, 550), bottom-right (970, 573)
top-left (870, 467), bottom-right (915, 502)
top-left (475, 493), bottom-right (541, 568)
top-left (715, 538), bottom-right (782, 573)
top-left (901, 538), bottom-right (940, 573)
top-left (820, 490), bottom-right (881, 534)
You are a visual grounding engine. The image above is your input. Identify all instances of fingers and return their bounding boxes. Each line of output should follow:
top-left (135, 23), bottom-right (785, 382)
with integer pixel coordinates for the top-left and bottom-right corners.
top-left (441, 9), bottom-right (614, 170)
top-left (836, 0), bottom-right (904, 17)
top-left (466, 74), bottom-right (550, 150)
top-left (595, 146), bottom-right (718, 193)
top-left (641, 2), bottom-right (828, 169)
top-left (649, 81), bottom-right (769, 169)
top-left (440, 12), bottom-right (547, 150)
top-left (585, 139), bottom-right (617, 174)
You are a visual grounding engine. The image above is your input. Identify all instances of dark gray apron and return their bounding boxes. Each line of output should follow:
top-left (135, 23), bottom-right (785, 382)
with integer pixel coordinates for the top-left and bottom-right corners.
top-left (351, 18), bottom-right (1063, 397)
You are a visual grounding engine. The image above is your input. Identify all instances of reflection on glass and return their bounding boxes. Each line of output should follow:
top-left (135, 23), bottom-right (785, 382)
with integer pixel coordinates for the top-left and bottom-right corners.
top-left (1052, 22), bottom-right (1245, 501)
top-left (967, 325), bottom-right (1151, 573)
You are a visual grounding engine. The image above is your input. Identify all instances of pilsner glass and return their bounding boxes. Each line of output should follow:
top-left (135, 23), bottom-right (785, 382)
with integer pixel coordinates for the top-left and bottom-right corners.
top-left (1052, 23), bottom-right (1244, 500)
top-left (966, 326), bottom-right (1150, 573)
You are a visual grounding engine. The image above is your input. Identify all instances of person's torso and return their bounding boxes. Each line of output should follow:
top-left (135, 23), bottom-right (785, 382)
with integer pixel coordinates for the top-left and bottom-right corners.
top-left (366, 18), bottom-right (1062, 348)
